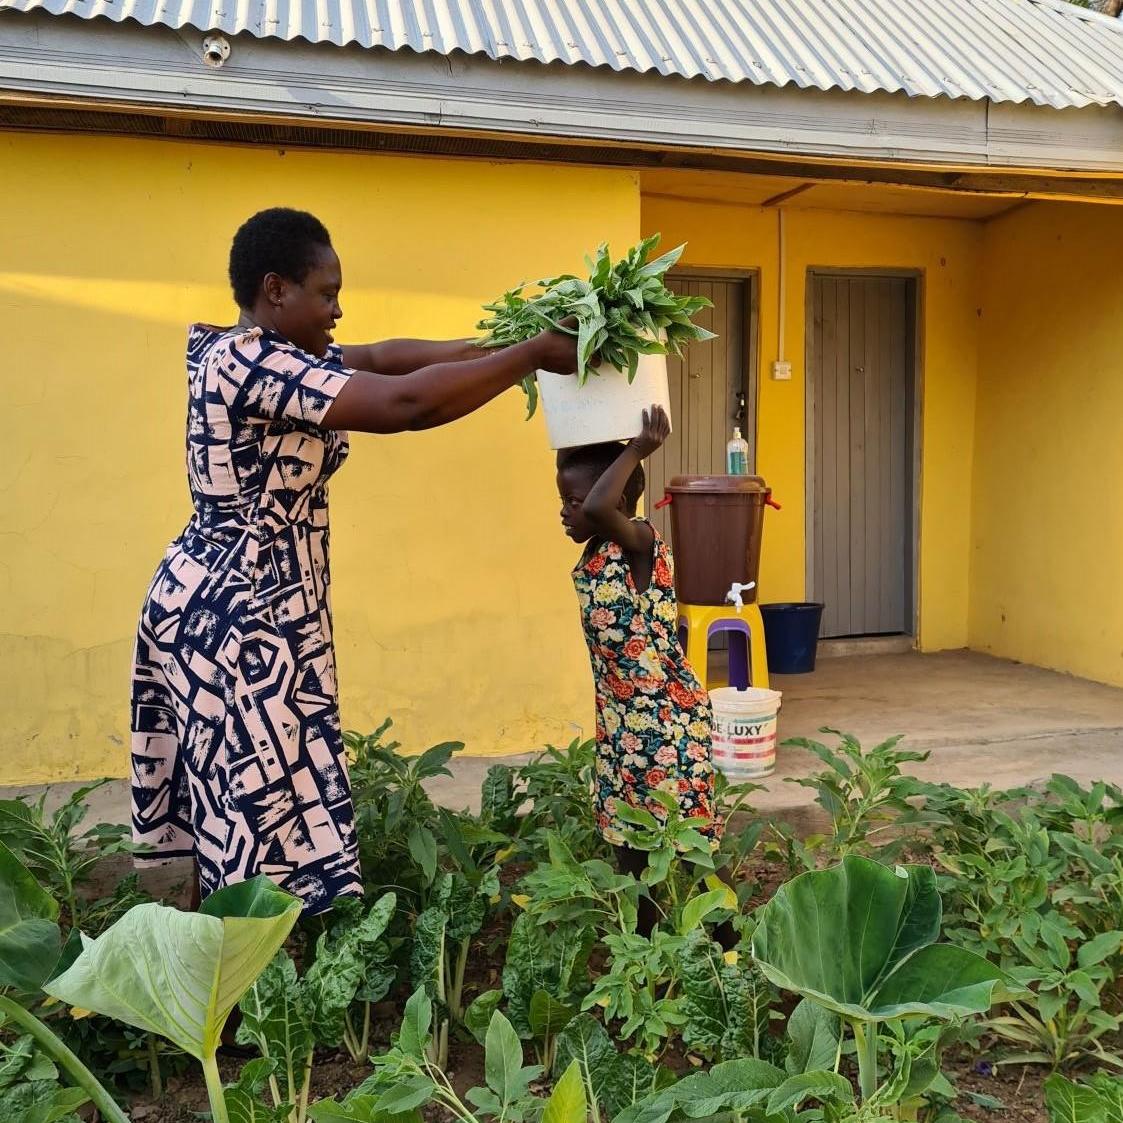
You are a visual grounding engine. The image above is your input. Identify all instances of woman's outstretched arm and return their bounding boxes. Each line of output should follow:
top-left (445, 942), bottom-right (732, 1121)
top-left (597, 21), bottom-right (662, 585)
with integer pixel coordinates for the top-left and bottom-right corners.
top-left (323, 328), bottom-right (574, 434)
top-left (339, 338), bottom-right (482, 376)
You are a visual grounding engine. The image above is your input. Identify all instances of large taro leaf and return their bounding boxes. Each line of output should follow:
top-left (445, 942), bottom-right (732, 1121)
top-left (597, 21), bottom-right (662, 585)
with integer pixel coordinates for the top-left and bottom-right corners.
top-left (44, 875), bottom-right (300, 1061)
top-left (785, 999), bottom-right (841, 1076)
top-left (0, 840), bottom-right (60, 992)
top-left (752, 855), bottom-right (1011, 1023)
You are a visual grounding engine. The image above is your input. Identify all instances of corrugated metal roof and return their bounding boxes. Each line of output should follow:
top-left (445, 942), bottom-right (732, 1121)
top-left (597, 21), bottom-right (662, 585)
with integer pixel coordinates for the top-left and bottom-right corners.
top-left (2, 0), bottom-right (1121, 110)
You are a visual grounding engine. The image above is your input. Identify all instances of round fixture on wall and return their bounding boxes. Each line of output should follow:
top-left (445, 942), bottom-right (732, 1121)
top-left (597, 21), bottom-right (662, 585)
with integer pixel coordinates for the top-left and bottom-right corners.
top-left (202, 34), bottom-right (231, 68)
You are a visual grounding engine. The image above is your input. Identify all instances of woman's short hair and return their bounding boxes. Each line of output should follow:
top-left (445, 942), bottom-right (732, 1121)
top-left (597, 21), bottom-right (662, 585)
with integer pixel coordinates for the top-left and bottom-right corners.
top-left (229, 208), bottom-right (333, 308)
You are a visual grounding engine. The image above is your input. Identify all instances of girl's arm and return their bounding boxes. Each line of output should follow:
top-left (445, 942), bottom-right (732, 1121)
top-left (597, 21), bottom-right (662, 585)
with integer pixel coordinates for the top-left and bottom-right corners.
top-left (581, 406), bottom-right (671, 557)
top-left (340, 338), bottom-right (481, 376)
top-left (323, 329), bottom-right (575, 433)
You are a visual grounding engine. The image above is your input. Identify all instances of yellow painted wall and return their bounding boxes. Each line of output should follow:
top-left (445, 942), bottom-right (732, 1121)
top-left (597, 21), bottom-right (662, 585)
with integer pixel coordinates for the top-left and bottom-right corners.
top-left (970, 202), bottom-right (1123, 686)
top-left (641, 196), bottom-right (982, 651)
top-left (0, 131), bottom-right (639, 783)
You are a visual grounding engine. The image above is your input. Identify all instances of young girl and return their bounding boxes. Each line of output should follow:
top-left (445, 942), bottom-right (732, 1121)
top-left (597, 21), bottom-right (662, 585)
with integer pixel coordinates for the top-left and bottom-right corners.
top-left (558, 405), bottom-right (729, 940)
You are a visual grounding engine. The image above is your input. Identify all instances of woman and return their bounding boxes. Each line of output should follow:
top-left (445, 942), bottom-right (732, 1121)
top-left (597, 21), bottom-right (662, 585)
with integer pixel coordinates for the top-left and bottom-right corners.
top-left (131, 207), bottom-right (576, 913)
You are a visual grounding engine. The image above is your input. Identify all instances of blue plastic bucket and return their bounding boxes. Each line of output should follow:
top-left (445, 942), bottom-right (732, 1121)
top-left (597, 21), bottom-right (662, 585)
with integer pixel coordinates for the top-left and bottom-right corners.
top-left (760, 603), bottom-right (825, 675)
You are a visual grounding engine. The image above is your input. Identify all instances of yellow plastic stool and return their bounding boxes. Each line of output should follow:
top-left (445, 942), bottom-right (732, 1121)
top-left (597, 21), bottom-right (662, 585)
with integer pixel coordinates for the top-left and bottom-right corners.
top-left (677, 602), bottom-right (770, 691)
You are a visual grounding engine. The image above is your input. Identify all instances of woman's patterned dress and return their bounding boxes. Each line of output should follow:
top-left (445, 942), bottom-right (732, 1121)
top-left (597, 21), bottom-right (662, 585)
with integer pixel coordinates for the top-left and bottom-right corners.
top-left (130, 324), bottom-right (362, 913)
top-left (572, 524), bottom-right (721, 847)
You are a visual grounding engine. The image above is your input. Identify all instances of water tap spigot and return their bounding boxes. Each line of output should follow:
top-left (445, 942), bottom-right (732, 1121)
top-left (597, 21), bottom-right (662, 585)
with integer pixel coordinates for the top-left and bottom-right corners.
top-left (725, 581), bottom-right (756, 612)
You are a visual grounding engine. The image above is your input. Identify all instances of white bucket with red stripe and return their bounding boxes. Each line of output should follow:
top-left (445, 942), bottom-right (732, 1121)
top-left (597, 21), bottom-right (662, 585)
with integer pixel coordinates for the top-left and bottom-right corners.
top-left (709, 686), bottom-right (783, 780)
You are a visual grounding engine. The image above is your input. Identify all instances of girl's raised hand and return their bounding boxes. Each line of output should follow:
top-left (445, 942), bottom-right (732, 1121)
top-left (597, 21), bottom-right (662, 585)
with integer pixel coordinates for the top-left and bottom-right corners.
top-left (630, 404), bottom-right (671, 458)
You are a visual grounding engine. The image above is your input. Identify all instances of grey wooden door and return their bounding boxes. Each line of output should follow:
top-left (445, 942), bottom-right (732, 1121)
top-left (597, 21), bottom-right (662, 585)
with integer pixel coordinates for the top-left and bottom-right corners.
top-left (809, 275), bottom-right (914, 637)
top-left (647, 276), bottom-right (751, 540)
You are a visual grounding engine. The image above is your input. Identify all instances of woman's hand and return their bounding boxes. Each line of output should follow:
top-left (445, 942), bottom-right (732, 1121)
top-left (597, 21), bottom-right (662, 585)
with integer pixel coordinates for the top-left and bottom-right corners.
top-left (533, 316), bottom-right (580, 375)
top-left (629, 405), bottom-right (672, 458)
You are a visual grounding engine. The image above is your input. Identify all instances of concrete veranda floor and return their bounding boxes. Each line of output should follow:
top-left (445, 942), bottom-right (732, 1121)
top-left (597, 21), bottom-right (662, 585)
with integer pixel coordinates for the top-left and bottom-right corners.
top-left (5, 651), bottom-right (1122, 888)
top-left (424, 648), bottom-right (1123, 828)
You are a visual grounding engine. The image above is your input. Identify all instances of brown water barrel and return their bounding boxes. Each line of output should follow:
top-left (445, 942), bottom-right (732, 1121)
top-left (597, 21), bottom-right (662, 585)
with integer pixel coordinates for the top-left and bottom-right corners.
top-left (666, 475), bottom-right (771, 606)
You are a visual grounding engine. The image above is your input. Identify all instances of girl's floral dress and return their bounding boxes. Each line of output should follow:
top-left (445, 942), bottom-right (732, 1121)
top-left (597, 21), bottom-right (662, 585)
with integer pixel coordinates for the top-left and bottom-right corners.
top-left (573, 522), bottom-right (722, 847)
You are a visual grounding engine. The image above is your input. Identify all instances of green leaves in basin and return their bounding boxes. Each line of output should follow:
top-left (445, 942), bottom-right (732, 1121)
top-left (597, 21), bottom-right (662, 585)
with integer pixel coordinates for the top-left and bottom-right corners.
top-left (0, 840), bottom-right (61, 993)
top-left (44, 875), bottom-right (300, 1061)
top-left (752, 855), bottom-right (1013, 1021)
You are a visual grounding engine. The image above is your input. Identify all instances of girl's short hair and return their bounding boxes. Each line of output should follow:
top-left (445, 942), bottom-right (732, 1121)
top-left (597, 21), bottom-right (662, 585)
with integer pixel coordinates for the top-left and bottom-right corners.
top-left (558, 443), bottom-right (646, 514)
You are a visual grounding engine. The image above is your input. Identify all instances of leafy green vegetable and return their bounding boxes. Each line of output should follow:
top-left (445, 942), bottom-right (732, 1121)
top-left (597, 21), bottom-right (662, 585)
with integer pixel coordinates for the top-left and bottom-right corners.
top-left (0, 1031), bottom-right (89, 1123)
top-left (465, 990), bottom-right (504, 1045)
top-left (753, 857), bottom-right (1011, 1023)
top-left (678, 930), bottom-right (776, 1062)
top-left (224, 1058), bottom-right (293, 1123)
top-left (0, 780), bottom-right (138, 930)
top-left (553, 1013), bottom-right (664, 1122)
top-left (1044, 1073), bottom-right (1114, 1123)
top-left (542, 1061), bottom-right (587, 1123)
top-left (783, 730), bottom-right (939, 861)
top-left (45, 876), bottom-right (300, 1123)
top-left (353, 989), bottom-right (568, 1123)
top-left (581, 929), bottom-right (686, 1057)
top-left (466, 1012), bottom-right (543, 1121)
top-left (784, 999), bottom-right (841, 1076)
top-left (752, 855), bottom-right (1013, 1101)
top-left (503, 913), bottom-right (591, 1038)
top-left (477, 235), bottom-right (716, 417)
top-left (612, 1058), bottom-right (790, 1123)
top-left (238, 893), bottom-right (397, 1122)
top-left (0, 847), bottom-right (129, 1123)
top-left (0, 839), bottom-right (61, 993)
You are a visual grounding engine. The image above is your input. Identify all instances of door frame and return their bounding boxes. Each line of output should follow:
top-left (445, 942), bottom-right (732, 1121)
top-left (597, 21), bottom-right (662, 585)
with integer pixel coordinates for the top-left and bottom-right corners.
top-left (668, 267), bottom-right (761, 473)
top-left (804, 267), bottom-right (923, 639)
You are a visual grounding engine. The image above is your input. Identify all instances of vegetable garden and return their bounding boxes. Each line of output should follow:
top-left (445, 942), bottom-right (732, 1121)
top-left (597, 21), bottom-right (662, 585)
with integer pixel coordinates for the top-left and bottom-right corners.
top-left (2, 722), bottom-right (1122, 1123)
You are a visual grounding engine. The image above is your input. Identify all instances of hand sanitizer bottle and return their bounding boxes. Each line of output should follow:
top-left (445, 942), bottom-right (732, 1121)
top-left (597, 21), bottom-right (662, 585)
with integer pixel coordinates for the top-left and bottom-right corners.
top-left (726, 427), bottom-right (749, 475)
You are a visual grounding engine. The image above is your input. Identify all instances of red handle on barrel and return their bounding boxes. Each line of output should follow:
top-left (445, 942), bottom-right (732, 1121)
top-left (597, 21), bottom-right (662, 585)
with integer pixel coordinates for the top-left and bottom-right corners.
top-left (654, 494), bottom-right (673, 510)
top-left (766, 496), bottom-right (782, 510)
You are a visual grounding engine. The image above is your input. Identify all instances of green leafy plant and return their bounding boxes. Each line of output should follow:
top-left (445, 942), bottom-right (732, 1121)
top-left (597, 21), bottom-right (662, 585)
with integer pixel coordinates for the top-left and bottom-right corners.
top-left (784, 730), bottom-right (937, 860)
top-left (612, 1056), bottom-right (858, 1123)
top-left (0, 780), bottom-right (139, 929)
top-left (467, 912), bottom-right (593, 1068)
top-left (343, 719), bottom-right (462, 908)
top-left (518, 833), bottom-right (640, 939)
top-left (477, 235), bottom-right (716, 416)
top-left (1043, 1071), bottom-right (1123, 1123)
top-left (582, 928), bottom-right (686, 1059)
top-left (985, 924), bottom-right (1123, 1070)
top-left (929, 777), bottom-right (1123, 1072)
top-left (615, 788), bottom-right (719, 913)
top-left (315, 987), bottom-right (588, 1123)
top-left (236, 893), bottom-right (396, 1121)
top-left (0, 839), bottom-right (130, 1123)
top-left (313, 895), bottom-right (400, 1065)
top-left (752, 855), bottom-right (1013, 1102)
top-left (0, 1025), bottom-right (91, 1123)
top-left (515, 738), bottom-right (606, 866)
top-left (554, 1013), bottom-right (668, 1123)
top-left (678, 930), bottom-right (779, 1064)
top-left (45, 874), bottom-right (301, 1123)
top-left (935, 805), bottom-right (1066, 958)
top-left (410, 872), bottom-right (488, 1066)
